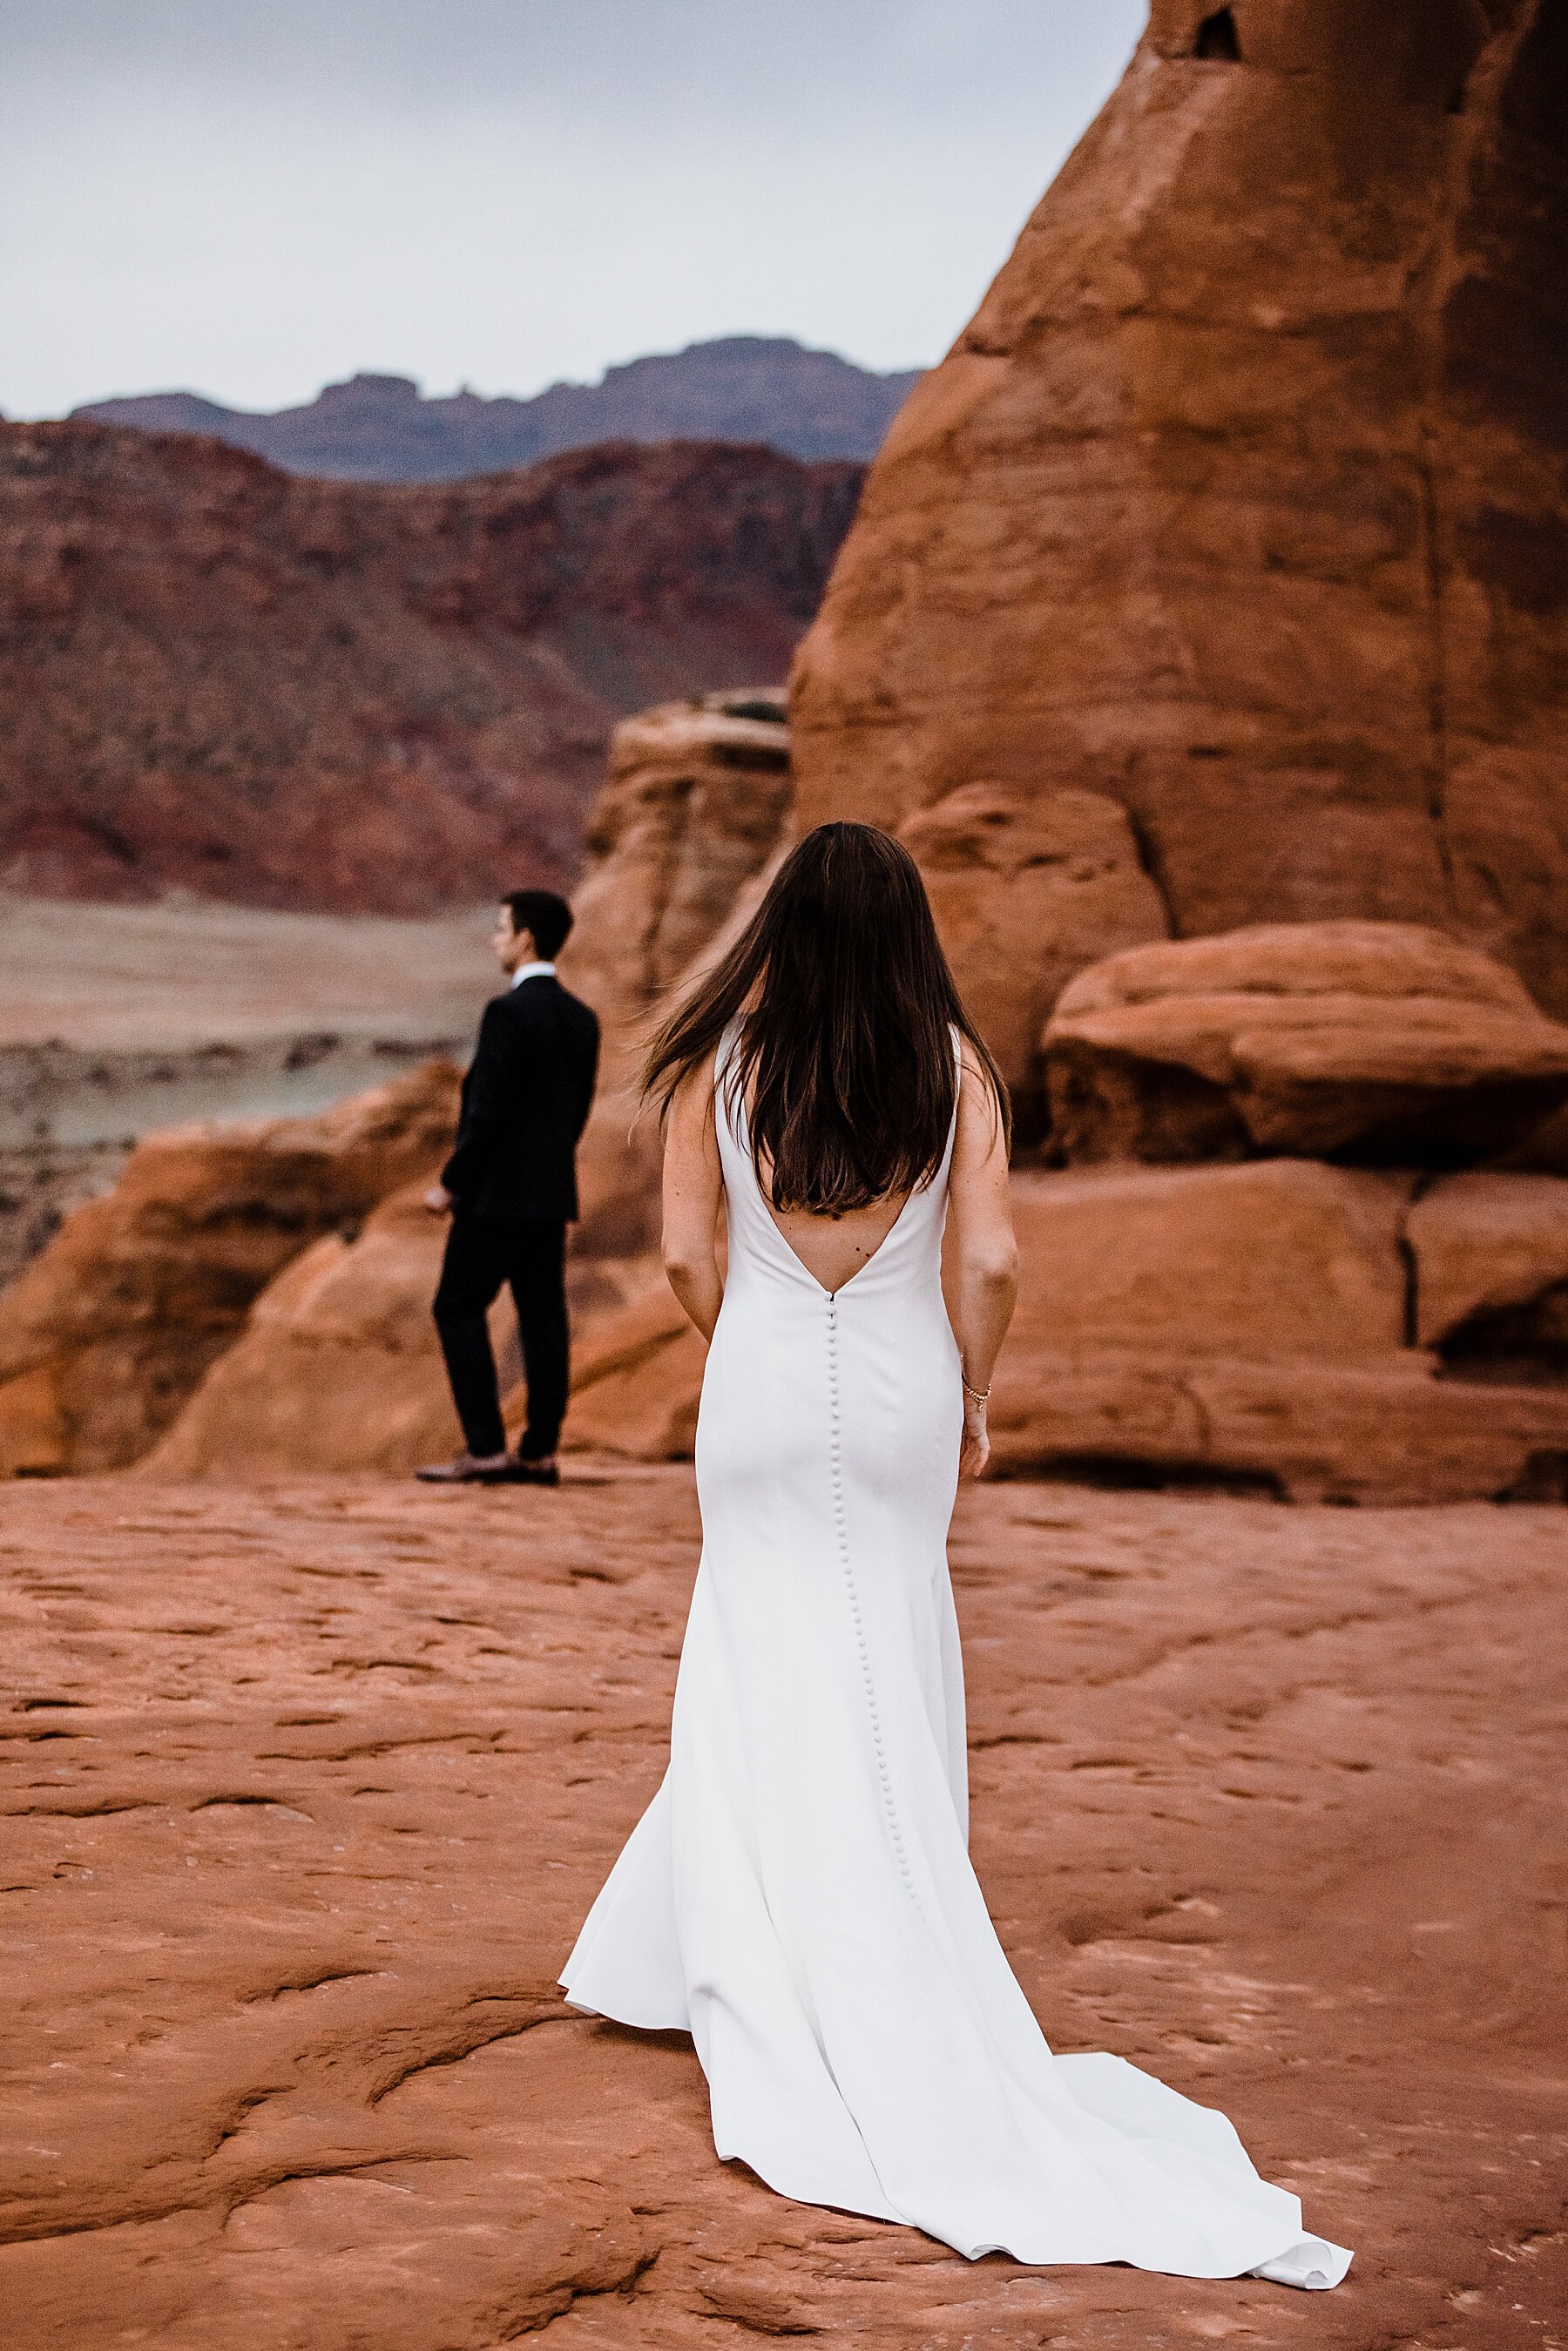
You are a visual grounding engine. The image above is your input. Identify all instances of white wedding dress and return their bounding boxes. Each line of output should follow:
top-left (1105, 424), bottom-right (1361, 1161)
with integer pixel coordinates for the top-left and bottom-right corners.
top-left (562, 1035), bottom-right (1351, 2288)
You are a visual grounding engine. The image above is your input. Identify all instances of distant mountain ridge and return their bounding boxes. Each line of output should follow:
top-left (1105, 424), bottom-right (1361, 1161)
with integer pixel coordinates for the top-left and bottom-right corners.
top-left (71, 336), bottom-right (923, 483)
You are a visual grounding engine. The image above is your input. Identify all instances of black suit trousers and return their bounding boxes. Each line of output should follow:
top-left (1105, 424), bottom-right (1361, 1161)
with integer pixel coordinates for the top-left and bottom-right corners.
top-left (433, 1214), bottom-right (569, 1461)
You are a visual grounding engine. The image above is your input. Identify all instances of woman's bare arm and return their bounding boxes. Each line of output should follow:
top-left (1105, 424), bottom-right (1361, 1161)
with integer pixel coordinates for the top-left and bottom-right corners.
top-left (946, 1044), bottom-right (1019, 1478)
top-left (661, 1053), bottom-right (726, 1341)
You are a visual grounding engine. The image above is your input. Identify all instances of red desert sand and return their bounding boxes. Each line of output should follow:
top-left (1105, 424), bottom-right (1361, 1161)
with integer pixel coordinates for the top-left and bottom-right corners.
top-left (2, 1467), bottom-right (1563, 2348)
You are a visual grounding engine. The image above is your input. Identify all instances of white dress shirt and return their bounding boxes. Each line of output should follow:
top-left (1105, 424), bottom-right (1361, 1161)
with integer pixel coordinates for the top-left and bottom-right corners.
top-left (510, 960), bottom-right (557, 988)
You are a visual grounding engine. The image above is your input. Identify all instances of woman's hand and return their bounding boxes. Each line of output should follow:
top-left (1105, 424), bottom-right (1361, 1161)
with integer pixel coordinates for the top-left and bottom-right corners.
top-left (960, 1389), bottom-right (991, 1480)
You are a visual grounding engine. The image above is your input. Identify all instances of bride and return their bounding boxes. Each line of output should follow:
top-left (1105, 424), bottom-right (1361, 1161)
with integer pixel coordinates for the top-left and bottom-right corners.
top-left (562, 823), bottom-right (1350, 2289)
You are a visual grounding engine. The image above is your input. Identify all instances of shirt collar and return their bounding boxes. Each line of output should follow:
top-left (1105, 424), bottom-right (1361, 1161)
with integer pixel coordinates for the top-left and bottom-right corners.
top-left (510, 960), bottom-right (556, 989)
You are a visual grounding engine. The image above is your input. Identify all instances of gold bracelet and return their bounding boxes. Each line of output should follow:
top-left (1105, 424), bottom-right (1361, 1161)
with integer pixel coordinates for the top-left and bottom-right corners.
top-left (962, 1377), bottom-right (990, 1404)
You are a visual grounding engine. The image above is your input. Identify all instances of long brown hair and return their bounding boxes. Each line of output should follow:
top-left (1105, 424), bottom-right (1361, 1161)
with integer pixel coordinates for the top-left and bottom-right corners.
top-left (645, 821), bottom-right (1009, 1213)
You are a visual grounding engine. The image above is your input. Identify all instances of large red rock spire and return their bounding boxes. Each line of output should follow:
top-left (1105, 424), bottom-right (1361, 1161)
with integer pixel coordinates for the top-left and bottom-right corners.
top-left (791, 1), bottom-right (1568, 1030)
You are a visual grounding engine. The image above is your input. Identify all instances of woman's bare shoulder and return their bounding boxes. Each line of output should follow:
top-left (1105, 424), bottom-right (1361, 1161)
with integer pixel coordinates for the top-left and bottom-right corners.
top-left (666, 1048), bottom-right (723, 1150)
top-left (672, 1044), bottom-right (720, 1095)
top-left (956, 1037), bottom-right (1002, 1105)
top-left (952, 1038), bottom-right (1007, 1165)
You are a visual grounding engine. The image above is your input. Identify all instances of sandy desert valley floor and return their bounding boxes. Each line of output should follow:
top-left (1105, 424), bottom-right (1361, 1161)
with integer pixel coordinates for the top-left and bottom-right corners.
top-left (3, 1467), bottom-right (1564, 2350)
top-left (0, 895), bottom-right (497, 1282)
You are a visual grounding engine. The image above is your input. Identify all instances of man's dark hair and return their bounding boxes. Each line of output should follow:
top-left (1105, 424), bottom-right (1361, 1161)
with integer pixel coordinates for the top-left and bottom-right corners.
top-left (501, 889), bottom-right (574, 960)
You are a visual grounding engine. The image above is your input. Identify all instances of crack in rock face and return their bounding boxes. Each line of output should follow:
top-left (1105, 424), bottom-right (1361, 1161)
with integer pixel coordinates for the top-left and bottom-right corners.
top-left (3, 1469), bottom-right (1565, 2347)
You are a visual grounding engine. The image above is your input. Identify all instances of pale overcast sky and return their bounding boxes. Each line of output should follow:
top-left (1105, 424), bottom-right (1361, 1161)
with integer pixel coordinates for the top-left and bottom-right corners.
top-left (2, 0), bottom-right (1146, 418)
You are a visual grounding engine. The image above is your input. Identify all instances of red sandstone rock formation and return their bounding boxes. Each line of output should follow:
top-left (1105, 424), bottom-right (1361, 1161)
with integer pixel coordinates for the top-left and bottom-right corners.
top-left (988, 1160), bottom-right (1568, 1501)
top-left (33, 695), bottom-right (1568, 1503)
top-left (1044, 920), bottom-right (1568, 1165)
top-left (898, 783), bottom-right (1169, 1134)
top-left (539, 1153), bottom-right (1568, 1503)
top-left (1409, 1169), bottom-right (1568, 1367)
top-left (3, 1473), bottom-right (1563, 2346)
top-left (140, 1182), bottom-right (463, 1483)
top-left (564, 1283), bottom-right (708, 1463)
top-left (0, 1063), bottom-right (458, 1476)
top-left (564, 692), bottom-right (794, 1037)
top-left (145, 694), bottom-right (793, 1480)
top-left (140, 1178), bottom-right (667, 1483)
top-left (0, 423), bottom-right (859, 911)
top-left (792, 0), bottom-right (1568, 1044)
top-left (559, 691), bottom-right (795, 1265)
top-left (118, 772), bottom-right (1568, 1500)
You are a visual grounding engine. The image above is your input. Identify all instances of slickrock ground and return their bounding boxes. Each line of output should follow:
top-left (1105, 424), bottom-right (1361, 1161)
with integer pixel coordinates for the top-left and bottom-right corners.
top-left (3, 1472), bottom-right (1565, 2348)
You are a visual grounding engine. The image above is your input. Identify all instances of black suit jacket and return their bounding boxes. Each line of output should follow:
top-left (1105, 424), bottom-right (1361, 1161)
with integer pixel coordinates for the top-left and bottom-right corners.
top-left (441, 974), bottom-right (600, 1221)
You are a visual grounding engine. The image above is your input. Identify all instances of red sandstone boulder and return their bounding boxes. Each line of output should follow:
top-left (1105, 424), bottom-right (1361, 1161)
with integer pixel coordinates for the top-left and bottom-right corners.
top-left (1004, 1156), bottom-right (1410, 1358)
top-left (1043, 922), bottom-right (1568, 1165)
top-left (896, 783), bottom-right (1168, 1132)
top-left (144, 1184), bottom-right (664, 1481)
top-left (142, 692), bottom-right (794, 1481)
top-left (141, 1184), bottom-right (462, 1480)
top-left (143, 1137), bottom-right (1568, 1500)
top-left (986, 1161), bottom-right (1568, 1503)
top-left (564, 693), bottom-right (793, 1030)
top-left (561, 1281), bottom-right (708, 1462)
top-left (540, 1156), bottom-right (1568, 1503)
top-left (558, 692), bottom-right (795, 1264)
top-left (1406, 1171), bottom-right (1568, 1372)
top-left (0, 1063), bottom-right (458, 1476)
top-left (792, 0), bottom-right (1568, 1061)
top-left (990, 1348), bottom-right (1568, 1505)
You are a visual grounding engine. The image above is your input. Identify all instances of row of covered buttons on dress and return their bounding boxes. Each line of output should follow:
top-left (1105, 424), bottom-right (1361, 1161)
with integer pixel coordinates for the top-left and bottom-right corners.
top-left (826, 1294), bottom-right (916, 1902)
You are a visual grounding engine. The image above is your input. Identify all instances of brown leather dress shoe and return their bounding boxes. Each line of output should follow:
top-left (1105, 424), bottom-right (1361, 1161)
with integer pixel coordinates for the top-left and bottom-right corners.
top-left (506, 1456), bottom-right (561, 1487)
top-left (414, 1451), bottom-right (515, 1484)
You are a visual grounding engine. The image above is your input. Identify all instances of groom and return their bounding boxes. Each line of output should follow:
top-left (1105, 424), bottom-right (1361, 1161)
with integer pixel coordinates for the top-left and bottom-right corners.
top-left (418, 889), bottom-right (600, 1487)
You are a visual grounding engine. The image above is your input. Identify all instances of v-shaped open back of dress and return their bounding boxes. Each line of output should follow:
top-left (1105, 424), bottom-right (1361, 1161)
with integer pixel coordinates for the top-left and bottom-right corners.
top-left (561, 1028), bottom-right (1350, 2287)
